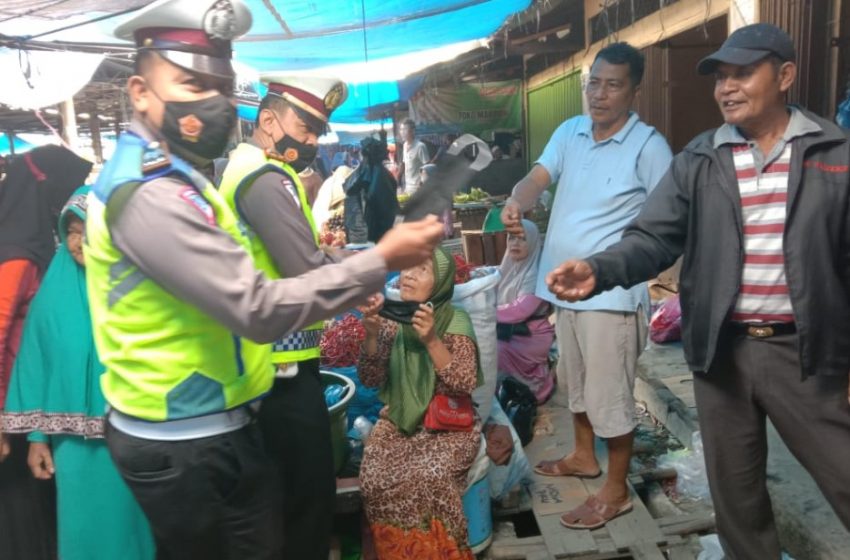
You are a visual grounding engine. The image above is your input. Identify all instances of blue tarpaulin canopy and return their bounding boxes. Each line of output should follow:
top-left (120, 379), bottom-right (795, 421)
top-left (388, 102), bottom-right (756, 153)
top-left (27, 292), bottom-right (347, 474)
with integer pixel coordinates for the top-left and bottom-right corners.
top-left (230, 1), bottom-right (532, 122)
top-left (0, 134), bottom-right (35, 155)
top-left (236, 78), bottom-right (423, 124)
top-left (236, 0), bottom-right (529, 71)
top-left (0, 1), bottom-right (532, 124)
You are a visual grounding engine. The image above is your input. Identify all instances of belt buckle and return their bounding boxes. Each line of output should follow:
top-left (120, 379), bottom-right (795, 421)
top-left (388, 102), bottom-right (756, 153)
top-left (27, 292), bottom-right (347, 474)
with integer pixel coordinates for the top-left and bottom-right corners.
top-left (747, 325), bottom-right (774, 338)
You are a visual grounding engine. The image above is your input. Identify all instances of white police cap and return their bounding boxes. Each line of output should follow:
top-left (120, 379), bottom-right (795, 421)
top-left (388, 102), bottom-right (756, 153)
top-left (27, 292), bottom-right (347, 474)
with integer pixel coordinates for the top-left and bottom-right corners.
top-left (260, 74), bottom-right (348, 132)
top-left (115, 0), bottom-right (252, 79)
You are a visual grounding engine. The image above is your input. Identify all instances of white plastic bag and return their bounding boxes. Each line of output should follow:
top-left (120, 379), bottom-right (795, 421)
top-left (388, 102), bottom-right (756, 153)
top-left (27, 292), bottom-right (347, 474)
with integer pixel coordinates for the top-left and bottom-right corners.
top-left (697, 534), bottom-right (795, 560)
top-left (486, 397), bottom-right (533, 500)
top-left (657, 431), bottom-right (712, 502)
top-left (452, 267), bottom-right (500, 420)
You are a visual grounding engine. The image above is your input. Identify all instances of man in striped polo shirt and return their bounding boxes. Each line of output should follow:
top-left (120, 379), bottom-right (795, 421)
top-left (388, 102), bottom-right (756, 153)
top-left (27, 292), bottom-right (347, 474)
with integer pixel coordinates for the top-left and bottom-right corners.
top-left (544, 24), bottom-right (850, 559)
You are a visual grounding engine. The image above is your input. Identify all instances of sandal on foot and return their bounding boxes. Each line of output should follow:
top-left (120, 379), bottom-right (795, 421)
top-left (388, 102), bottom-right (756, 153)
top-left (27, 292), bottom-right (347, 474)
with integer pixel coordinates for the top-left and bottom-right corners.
top-left (559, 495), bottom-right (633, 530)
top-left (533, 458), bottom-right (602, 478)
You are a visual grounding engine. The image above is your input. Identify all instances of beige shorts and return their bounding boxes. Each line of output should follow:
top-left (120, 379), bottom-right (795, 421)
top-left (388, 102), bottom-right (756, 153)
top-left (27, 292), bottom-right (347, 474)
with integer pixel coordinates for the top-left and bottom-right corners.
top-left (555, 307), bottom-right (647, 438)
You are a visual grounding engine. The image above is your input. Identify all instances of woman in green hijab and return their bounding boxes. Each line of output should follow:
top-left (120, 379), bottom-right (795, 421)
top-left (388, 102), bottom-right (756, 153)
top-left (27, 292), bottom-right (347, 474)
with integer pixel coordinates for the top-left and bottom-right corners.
top-left (1, 187), bottom-right (155, 560)
top-left (359, 247), bottom-right (482, 559)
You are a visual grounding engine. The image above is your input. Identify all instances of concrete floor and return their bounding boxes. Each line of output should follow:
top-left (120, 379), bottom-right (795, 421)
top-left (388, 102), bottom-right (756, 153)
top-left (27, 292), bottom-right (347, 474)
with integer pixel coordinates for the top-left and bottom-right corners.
top-left (636, 341), bottom-right (850, 560)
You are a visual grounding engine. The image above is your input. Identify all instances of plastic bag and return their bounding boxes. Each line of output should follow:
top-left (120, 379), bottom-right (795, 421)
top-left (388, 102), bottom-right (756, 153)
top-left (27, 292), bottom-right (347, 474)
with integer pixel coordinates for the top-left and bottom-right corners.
top-left (649, 295), bottom-right (682, 343)
top-left (657, 431), bottom-right (712, 501)
top-left (324, 384), bottom-right (347, 407)
top-left (497, 377), bottom-right (537, 447)
top-left (697, 534), bottom-right (796, 560)
top-left (486, 397), bottom-right (533, 500)
top-left (453, 267), bottom-right (500, 420)
top-left (325, 365), bottom-right (383, 429)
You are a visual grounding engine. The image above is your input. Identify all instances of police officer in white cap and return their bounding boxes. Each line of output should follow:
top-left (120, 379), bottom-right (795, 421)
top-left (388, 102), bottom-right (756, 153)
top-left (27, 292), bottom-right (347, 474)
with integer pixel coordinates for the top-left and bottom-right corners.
top-left (85, 1), bottom-right (445, 558)
top-left (218, 74), bottom-right (347, 560)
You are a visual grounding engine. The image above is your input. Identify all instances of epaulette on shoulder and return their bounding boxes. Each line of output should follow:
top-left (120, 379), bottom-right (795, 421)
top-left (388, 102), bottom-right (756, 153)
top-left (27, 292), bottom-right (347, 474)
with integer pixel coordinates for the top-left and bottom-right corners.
top-left (141, 141), bottom-right (172, 175)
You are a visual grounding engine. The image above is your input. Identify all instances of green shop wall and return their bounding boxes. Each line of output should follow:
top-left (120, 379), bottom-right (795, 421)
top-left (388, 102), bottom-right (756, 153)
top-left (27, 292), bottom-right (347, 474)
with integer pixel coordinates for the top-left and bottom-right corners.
top-left (526, 70), bottom-right (583, 163)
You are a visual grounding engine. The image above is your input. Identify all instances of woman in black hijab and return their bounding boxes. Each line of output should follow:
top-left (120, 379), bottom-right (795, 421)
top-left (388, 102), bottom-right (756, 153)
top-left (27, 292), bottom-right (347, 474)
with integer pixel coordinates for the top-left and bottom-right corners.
top-left (0, 144), bottom-right (91, 560)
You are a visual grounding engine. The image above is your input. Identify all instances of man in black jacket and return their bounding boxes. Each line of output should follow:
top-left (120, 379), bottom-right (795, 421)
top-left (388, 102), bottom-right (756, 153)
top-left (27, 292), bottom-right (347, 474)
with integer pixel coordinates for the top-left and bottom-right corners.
top-left (547, 23), bottom-right (850, 559)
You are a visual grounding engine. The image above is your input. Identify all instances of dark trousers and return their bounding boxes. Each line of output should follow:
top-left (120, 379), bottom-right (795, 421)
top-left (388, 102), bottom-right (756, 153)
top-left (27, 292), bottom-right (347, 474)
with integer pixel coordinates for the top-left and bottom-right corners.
top-left (258, 359), bottom-right (336, 560)
top-left (0, 433), bottom-right (57, 560)
top-left (694, 330), bottom-right (850, 559)
top-left (105, 421), bottom-right (282, 560)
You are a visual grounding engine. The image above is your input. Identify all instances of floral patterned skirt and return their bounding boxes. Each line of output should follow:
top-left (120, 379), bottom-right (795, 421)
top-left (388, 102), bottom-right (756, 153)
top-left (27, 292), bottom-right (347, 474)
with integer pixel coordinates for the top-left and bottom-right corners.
top-left (360, 417), bottom-right (481, 559)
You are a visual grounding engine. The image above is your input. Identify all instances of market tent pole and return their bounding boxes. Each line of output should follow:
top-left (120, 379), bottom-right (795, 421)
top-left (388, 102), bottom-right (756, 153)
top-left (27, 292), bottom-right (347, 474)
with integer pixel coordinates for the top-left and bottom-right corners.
top-left (89, 103), bottom-right (103, 163)
top-left (6, 130), bottom-right (14, 155)
top-left (60, 98), bottom-right (78, 150)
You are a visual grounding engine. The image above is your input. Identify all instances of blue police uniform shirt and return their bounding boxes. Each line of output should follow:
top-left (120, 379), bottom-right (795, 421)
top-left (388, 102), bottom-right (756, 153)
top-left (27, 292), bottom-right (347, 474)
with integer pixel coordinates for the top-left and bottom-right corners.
top-left (534, 112), bottom-right (673, 312)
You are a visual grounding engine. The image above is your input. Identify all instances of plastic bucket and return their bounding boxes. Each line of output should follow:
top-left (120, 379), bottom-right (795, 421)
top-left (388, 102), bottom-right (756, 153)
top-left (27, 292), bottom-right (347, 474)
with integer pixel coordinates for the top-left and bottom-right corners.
top-left (462, 471), bottom-right (493, 553)
top-left (321, 370), bottom-right (356, 474)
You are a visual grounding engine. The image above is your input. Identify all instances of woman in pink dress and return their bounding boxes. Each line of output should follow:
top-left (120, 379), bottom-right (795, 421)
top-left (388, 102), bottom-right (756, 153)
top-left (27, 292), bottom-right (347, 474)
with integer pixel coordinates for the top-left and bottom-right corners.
top-left (497, 220), bottom-right (555, 403)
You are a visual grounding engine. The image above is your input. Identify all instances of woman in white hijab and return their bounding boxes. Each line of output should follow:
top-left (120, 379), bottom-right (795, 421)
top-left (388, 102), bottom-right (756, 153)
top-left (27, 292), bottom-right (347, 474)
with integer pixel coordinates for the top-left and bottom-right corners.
top-left (497, 219), bottom-right (555, 403)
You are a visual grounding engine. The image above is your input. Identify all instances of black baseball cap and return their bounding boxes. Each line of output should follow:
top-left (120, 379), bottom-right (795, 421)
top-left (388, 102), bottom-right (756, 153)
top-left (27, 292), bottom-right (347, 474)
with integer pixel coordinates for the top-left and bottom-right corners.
top-left (697, 23), bottom-right (796, 75)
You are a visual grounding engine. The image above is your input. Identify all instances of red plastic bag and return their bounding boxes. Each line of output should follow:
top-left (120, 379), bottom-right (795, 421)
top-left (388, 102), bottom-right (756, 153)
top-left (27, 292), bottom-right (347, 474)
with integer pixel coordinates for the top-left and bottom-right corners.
top-left (650, 295), bottom-right (682, 343)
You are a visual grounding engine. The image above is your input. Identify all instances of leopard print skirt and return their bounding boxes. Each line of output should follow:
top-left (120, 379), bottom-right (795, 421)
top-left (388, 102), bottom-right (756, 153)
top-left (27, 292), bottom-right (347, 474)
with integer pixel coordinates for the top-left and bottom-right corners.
top-left (360, 416), bottom-right (481, 559)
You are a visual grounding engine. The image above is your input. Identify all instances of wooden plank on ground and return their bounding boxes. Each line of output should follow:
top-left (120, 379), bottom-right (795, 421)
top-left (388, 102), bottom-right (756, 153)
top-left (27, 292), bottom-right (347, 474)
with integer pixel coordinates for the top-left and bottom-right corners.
top-left (534, 511), bottom-right (568, 557)
top-left (558, 528), bottom-right (605, 557)
top-left (529, 475), bottom-right (591, 516)
top-left (527, 404), bottom-right (600, 557)
top-left (524, 402), bottom-right (683, 559)
top-left (657, 512), bottom-right (716, 536)
top-left (628, 542), bottom-right (667, 560)
top-left (667, 543), bottom-right (699, 560)
top-left (580, 471), bottom-right (666, 551)
top-left (488, 535), bottom-right (548, 560)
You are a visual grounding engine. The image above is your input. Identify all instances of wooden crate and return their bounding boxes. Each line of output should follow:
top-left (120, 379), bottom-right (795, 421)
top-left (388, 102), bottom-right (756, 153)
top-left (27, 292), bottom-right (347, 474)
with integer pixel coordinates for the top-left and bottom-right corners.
top-left (454, 206), bottom-right (490, 231)
top-left (461, 230), bottom-right (507, 266)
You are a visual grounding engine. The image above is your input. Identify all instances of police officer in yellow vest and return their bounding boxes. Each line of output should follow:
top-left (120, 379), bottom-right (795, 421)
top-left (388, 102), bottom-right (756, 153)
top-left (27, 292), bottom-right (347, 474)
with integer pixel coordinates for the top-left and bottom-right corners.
top-left (85, 1), bottom-right (444, 558)
top-left (218, 75), bottom-right (348, 560)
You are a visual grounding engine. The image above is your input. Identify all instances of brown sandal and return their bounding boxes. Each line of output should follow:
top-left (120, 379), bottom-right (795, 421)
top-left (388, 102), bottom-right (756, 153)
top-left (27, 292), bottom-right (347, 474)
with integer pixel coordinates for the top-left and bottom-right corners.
top-left (560, 495), bottom-right (633, 530)
top-left (533, 458), bottom-right (602, 479)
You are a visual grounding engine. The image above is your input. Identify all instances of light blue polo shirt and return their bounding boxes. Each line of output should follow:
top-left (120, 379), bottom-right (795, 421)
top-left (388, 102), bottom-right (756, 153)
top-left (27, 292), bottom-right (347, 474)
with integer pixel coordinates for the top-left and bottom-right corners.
top-left (535, 112), bottom-right (673, 312)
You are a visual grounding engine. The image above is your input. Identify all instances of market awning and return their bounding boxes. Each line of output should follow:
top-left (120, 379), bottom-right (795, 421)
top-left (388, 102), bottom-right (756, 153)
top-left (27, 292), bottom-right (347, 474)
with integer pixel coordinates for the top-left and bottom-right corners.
top-left (1, 2), bottom-right (530, 115)
top-left (1, 1), bottom-right (530, 75)
top-left (235, 0), bottom-right (530, 72)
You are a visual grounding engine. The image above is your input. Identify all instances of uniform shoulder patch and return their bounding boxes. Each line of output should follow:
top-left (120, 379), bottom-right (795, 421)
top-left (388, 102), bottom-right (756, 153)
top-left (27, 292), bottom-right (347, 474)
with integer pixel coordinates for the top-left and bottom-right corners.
top-left (279, 176), bottom-right (300, 207)
top-left (178, 186), bottom-right (217, 226)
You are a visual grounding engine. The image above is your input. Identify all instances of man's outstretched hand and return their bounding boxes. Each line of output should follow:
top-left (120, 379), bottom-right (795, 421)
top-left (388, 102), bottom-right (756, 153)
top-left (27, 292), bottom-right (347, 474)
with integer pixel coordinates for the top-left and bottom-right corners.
top-left (500, 198), bottom-right (524, 235)
top-left (546, 260), bottom-right (596, 301)
top-left (376, 216), bottom-right (444, 271)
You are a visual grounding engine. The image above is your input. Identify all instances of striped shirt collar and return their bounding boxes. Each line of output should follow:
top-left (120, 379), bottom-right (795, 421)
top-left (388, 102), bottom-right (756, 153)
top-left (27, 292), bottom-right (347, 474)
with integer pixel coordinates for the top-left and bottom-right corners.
top-left (713, 106), bottom-right (822, 149)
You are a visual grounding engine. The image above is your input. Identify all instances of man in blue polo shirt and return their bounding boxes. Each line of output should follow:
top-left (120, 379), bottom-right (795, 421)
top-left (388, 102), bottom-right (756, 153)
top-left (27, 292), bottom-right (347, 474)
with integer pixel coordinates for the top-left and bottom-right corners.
top-left (502, 42), bottom-right (672, 530)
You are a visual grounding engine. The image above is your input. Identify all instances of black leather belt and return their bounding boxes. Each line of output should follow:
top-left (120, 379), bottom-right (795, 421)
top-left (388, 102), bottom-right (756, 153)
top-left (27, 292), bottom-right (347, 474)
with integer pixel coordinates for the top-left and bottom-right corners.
top-left (729, 322), bottom-right (796, 338)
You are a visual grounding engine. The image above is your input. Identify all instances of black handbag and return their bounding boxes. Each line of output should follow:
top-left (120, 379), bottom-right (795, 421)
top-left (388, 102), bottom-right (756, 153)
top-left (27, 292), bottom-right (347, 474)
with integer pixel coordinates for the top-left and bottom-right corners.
top-left (497, 377), bottom-right (537, 447)
top-left (496, 322), bottom-right (532, 342)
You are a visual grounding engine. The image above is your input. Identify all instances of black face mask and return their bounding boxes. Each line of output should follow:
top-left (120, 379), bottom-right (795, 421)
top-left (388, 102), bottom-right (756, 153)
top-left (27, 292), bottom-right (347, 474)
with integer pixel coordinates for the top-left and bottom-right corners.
top-left (379, 299), bottom-right (424, 325)
top-left (155, 91), bottom-right (236, 164)
top-left (274, 135), bottom-right (318, 173)
top-left (269, 113), bottom-right (318, 172)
